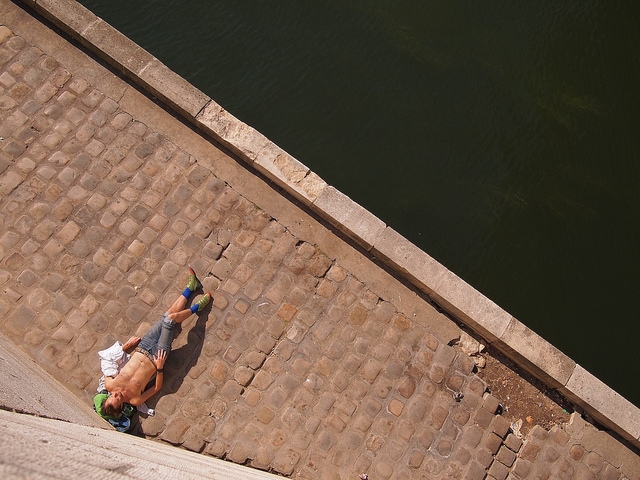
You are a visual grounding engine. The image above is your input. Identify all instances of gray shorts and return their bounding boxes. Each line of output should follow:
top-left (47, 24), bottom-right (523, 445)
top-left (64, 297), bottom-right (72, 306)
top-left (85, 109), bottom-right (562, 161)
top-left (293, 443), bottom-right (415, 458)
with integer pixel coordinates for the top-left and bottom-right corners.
top-left (138, 313), bottom-right (175, 357)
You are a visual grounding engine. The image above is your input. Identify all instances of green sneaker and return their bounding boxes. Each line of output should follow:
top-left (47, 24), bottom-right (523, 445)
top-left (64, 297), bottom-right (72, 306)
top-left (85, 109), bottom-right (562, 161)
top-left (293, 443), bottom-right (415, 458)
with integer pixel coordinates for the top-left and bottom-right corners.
top-left (186, 268), bottom-right (201, 292)
top-left (191, 292), bottom-right (211, 313)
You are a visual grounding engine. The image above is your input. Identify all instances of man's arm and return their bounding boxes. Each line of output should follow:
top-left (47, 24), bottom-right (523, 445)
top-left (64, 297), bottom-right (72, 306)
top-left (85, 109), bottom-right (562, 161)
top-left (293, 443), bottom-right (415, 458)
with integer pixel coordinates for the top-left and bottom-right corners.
top-left (131, 376), bottom-right (162, 406)
top-left (129, 350), bottom-right (167, 406)
top-left (122, 336), bottom-right (141, 355)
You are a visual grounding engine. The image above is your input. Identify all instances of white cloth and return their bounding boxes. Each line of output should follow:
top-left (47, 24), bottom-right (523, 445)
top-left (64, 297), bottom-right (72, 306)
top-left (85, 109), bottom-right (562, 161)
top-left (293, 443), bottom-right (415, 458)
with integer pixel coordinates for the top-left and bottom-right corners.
top-left (98, 341), bottom-right (130, 379)
top-left (96, 341), bottom-right (155, 416)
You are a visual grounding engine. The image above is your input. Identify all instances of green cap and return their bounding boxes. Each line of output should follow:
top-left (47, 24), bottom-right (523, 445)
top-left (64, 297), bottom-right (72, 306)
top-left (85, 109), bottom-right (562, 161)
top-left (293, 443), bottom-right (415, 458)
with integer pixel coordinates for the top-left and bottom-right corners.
top-left (93, 393), bottom-right (112, 419)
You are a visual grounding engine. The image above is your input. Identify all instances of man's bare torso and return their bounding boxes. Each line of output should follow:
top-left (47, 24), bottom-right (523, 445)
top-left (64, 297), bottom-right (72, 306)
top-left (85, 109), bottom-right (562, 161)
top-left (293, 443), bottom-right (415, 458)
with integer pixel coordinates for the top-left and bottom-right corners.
top-left (109, 351), bottom-right (156, 405)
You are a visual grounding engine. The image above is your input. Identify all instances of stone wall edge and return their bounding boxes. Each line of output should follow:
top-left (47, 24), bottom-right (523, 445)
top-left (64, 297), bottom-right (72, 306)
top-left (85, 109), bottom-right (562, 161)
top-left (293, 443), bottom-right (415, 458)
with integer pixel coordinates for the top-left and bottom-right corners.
top-left (314, 186), bottom-right (386, 251)
top-left (559, 365), bottom-right (640, 447)
top-left (29, 0), bottom-right (97, 34)
top-left (372, 227), bottom-right (444, 296)
top-left (493, 318), bottom-right (575, 389)
top-left (431, 268), bottom-right (513, 344)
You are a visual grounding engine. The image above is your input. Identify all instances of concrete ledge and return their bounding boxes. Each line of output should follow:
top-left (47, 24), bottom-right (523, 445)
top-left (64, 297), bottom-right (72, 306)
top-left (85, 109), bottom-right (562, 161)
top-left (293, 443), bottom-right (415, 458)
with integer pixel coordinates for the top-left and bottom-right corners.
top-left (138, 58), bottom-right (210, 118)
top-left (559, 365), bottom-right (640, 446)
top-left (0, 334), bottom-right (107, 429)
top-left (28, 0), bottom-right (209, 120)
top-left (19, 0), bottom-right (640, 450)
top-left (81, 17), bottom-right (209, 119)
top-left (0, 410), bottom-right (282, 479)
top-left (196, 101), bottom-right (269, 162)
top-left (255, 141), bottom-right (327, 205)
top-left (82, 18), bottom-right (143, 75)
top-left (431, 269), bottom-right (513, 344)
top-left (494, 318), bottom-right (576, 389)
top-left (314, 187), bottom-right (386, 251)
top-left (30, 0), bottom-right (97, 33)
top-left (196, 102), bottom-right (328, 206)
top-left (372, 227), bottom-right (446, 294)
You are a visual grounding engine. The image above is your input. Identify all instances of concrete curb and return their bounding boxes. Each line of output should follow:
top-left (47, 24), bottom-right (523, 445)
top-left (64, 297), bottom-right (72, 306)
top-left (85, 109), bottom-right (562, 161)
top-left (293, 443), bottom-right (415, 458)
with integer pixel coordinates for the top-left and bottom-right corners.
top-left (21, 0), bottom-right (640, 449)
top-left (0, 333), bottom-right (108, 429)
top-left (0, 410), bottom-right (283, 479)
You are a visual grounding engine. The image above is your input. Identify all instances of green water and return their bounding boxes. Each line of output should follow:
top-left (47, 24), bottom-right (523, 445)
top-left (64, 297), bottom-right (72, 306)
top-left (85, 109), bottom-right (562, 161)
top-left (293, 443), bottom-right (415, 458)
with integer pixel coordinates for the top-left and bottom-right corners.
top-left (77, 0), bottom-right (640, 406)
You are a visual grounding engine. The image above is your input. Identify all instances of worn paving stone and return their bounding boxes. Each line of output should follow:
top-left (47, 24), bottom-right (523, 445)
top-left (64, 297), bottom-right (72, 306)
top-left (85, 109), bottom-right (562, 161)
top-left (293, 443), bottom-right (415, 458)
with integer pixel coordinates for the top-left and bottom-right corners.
top-left (0, 5), bottom-right (637, 480)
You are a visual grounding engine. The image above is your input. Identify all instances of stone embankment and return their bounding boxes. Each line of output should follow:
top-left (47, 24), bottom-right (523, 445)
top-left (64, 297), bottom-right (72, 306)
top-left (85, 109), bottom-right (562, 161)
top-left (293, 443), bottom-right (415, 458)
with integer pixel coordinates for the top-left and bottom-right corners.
top-left (1, 0), bottom-right (638, 478)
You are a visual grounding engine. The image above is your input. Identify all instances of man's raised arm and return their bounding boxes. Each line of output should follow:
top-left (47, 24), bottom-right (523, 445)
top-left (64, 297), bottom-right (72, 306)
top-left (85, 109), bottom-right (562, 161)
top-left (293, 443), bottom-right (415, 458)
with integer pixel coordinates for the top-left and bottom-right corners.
top-left (130, 350), bottom-right (167, 406)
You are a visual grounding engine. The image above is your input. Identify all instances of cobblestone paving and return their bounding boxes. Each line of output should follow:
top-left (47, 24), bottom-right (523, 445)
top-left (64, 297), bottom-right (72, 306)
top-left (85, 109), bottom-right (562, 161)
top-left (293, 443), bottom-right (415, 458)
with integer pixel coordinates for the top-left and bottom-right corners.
top-left (0, 6), bottom-right (638, 480)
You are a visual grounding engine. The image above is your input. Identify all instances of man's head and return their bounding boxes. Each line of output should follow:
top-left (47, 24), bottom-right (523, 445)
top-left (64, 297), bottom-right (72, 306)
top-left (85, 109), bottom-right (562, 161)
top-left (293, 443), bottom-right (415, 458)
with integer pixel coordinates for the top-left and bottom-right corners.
top-left (95, 390), bottom-right (124, 419)
top-left (103, 394), bottom-right (124, 418)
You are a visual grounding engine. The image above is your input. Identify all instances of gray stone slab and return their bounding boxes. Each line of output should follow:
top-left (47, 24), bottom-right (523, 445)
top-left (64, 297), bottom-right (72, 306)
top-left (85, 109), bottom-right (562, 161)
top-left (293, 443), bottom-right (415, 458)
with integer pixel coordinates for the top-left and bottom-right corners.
top-left (495, 318), bottom-right (575, 389)
top-left (31, 0), bottom-right (98, 34)
top-left (372, 227), bottom-right (447, 294)
top-left (559, 364), bottom-right (640, 447)
top-left (222, 121), bottom-right (271, 163)
top-left (0, 334), bottom-right (106, 429)
top-left (254, 141), bottom-right (327, 205)
top-left (431, 269), bottom-right (513, 344)
top-left (197, 101), bottom-right (269, 162)
top-left (138, 58), bottom-right (210, 118)
top-left (0, 410), bottom-right (282, 479)
top-left (314, 186), bottom-right (386, 251)
top-left (197, 101), bottom-right (329, 211)
top-left (82, 19), bottom-right (152, 76)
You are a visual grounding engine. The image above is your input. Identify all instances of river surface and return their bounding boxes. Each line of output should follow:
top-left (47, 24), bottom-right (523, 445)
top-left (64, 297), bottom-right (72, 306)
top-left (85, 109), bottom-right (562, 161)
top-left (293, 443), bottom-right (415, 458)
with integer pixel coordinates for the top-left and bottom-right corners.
top-left (78, 0), bottom-right (640, 406)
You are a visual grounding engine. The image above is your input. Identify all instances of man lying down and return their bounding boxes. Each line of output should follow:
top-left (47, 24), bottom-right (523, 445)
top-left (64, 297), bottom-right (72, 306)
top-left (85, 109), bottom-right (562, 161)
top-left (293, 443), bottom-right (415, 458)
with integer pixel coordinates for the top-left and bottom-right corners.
top-left (93, 268), bottom-right (211, 430)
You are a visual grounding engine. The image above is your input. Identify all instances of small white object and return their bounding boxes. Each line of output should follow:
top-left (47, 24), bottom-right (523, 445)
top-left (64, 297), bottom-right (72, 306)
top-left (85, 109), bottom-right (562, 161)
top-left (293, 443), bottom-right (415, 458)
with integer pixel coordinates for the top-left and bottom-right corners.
top-left (136, 403), bottom-right (155, 417)
top-left (510, 419), bottom-right (523, 438)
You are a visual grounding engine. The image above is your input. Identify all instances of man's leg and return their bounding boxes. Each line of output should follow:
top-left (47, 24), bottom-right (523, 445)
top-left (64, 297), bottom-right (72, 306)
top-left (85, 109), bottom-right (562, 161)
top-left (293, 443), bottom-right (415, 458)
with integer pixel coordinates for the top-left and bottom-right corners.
top-left (156, 294), bottom-right (210, 351)
top-left (166, 293), bottom-right (211, 323)
top-left (141, 269), bottom-right (211, 354)
top-left (166, 294), bottom-right (188, 317)
top-left (165, 268), bottom-right (211, 324)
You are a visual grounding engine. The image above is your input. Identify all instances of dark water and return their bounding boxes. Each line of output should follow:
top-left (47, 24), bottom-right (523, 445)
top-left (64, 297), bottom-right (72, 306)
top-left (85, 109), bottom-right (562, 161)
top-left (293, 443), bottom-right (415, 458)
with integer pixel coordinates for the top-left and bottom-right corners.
top-left (78, 0), bottom-right (640, 406)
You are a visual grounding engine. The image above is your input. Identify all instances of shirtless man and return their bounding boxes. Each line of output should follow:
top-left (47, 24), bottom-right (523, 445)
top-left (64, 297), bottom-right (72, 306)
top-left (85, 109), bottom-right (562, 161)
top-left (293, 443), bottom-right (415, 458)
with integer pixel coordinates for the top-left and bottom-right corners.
top-left (97, 269), bottom-right (211, 419)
